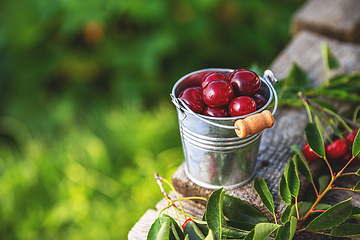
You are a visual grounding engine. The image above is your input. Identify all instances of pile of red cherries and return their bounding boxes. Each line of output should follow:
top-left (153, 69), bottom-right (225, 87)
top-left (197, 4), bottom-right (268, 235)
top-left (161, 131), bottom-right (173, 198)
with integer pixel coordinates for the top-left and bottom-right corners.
top-left (303, 128), bottom-right (359, 166)
top-left (178, 69), bottom-right (267, 117)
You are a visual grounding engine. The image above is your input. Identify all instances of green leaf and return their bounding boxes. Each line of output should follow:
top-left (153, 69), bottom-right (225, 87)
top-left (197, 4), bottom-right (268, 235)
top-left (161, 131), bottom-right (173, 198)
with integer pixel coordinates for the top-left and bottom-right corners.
top-left (297, 202), bottom-right (313, 219)
top-left (244, 229), bottom-right (255, 240)
top-left (147, 216), bottom-right (171, 240)
top-left (289, 216), bottom-right (298, 239)
top-left (275, 217), bottom-right (297, 240)
top-left (205, 188), bottom-right (226, 240)
top-left (353, 129), bottom-right (360, 157)
top-left (253, 223), bottom-right (281, 240)
top-left (193, 220), bottom-right (209, 236)
top-left (310, 98), bottom-right (337, 112)
top-left (322, 43), bottom-right (340, 70)
top-left (281, 205), bottom-right (296, 224)
top-left (170, 223), bottom-right (182, 240)
top-left (292, 153), bottom-right (313, 183)
top-left (350, 206), bottom-right (360, 220)
top-left (226, 220), bottom-right (255, 231)
top-left (318, 175), bottom-right (330, 194)
top-left (331, 223), bottom-right (360, 238)
top-left (357, 169), bottom-right (360, 176)
top-left (305, 122), bottom-right (325, 158)
top-left (183, 220), bottom-right (205, 240)
top-left (166, 215), bottom-right (185, 240)
top-left (223, 194), bottom-right (268, 225)
top-left (284, 63), bottom-right (312, 89)
top-left (204, 229), bottom-right (214, 240)
top-left (284, 160), bottom-right (300, 197)
top-left (353, 181), bottom-right (360, 192)
top-left (314, 89), bottom-right (360, 103)
top-left (222, 225), bottom-right (249, 239)
top-left (253, 177), bottom-right (274, 214)
top-left (279, 174), bottom-right (292, 205)
top-left (305, 198), bottom-right (352, 231)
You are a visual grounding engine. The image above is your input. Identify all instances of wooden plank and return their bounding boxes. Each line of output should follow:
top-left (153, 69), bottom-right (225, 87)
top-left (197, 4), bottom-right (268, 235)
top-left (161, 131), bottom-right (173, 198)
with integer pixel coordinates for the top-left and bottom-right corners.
top-left (269, 30), bottom-right (360, 83)
top-left (292, 0), bottom-right (360, 42)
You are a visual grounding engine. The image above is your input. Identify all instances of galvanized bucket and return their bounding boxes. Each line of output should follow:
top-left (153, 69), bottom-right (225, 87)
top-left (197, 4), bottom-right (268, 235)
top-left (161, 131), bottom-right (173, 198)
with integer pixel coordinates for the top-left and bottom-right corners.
top-left (171, 68), bottom-right (278, 190)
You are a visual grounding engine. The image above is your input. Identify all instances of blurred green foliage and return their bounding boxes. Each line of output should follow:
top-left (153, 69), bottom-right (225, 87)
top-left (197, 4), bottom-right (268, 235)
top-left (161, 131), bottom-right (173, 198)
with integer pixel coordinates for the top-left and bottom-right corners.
top-left (0, 0), bottom-right (303, 239)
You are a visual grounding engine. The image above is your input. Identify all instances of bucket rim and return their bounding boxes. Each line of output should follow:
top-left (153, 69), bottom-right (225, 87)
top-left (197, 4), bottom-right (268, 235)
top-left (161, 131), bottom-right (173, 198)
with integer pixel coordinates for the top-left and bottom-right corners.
top-left (171, 68), bottom-right (275, 121)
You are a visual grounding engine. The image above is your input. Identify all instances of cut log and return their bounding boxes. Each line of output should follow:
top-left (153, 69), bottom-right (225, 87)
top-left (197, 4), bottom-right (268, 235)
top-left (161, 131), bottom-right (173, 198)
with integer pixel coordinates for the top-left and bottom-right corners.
top-left (270, 30), bottom-right (360, 84)
top-left (292, 0), bottom-right (360, 43)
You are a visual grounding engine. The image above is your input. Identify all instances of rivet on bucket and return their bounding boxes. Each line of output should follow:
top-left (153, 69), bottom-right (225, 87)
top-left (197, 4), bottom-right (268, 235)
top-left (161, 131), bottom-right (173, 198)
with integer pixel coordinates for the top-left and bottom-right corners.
top-left (171, 68), bottom-right (278, 190)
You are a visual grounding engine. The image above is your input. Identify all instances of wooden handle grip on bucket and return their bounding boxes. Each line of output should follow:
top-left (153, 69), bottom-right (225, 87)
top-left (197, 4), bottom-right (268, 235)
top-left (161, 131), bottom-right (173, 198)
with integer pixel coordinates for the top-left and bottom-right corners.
top-left (234, 110), bottom-right (274, 138)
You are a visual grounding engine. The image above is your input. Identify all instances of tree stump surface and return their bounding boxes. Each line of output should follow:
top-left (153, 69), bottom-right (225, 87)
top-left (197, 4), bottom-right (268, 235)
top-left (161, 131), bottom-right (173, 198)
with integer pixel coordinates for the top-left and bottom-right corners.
top-left (292, 0), bottom-right (360, 43)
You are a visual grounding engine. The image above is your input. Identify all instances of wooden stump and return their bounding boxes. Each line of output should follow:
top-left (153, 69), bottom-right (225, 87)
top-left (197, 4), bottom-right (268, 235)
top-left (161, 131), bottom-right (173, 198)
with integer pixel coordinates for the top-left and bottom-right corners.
top-left (292, 0), bottom-right (360, 43)
top-left (269, 30), bottom-right (360, 83)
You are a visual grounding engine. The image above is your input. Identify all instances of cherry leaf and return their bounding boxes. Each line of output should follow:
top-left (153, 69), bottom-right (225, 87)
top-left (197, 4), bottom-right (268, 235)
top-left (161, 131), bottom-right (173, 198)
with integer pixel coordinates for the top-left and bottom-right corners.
top-left (183, 220), bottom-right (205, 240)
top-left (353, 181), bottom-right (360, 193)
top-left (284, 160), bottom-right (300, 197)
top-left (147, 216), bottom-right (171, 240)
top-left (204, 229), bottom-right (215, 240)
top-left (322, 43), bottom-right (340, 70)
top-left (305, 198), bottom-right (352, 231)
top-left (279, 174), bottom-right (292, 205)
top-left (350, 206), bottom-right (360, 220)
top-left (331, 223), bottom-right (360, 238)
top-left (352, 129), bottom-right (360, 157)
top-left (292, 153), bottom-right (313, 183)
top-left (305, 122), bottom-right (325, 158)
top-left (253, 177), bottom-right (274, 214)
top-left (281, 205), bottom-right (296, 224)
top-left (222, 225), bottom-right (249, 239)
top-left (253, 223), bottom-right (281, 240)
top-left (223, 194), bottom-right (268, 225)
top-left (275, 217), bottom-right (297, 240)
top-left (205, 188), bottom-right (226, 240)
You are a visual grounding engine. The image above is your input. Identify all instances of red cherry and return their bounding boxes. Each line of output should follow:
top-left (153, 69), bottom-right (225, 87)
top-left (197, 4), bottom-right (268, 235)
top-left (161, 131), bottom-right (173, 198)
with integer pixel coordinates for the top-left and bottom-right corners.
top-left (202, 80), bottom-right (234, 107)
top-left (182, 218), bottom-right (194, 230)
top-left (340, 152), bottom-right (360, 167)
top-left (344, 129), bottom-right (359, 146)
top-left (179, 86), bottom-right (206, 114)
top-left (228, 96), bottom-right (256, 117)
top-left (201, 72), bottom-right (228, 89)
top-left (202, 105), bottom-right (230, 117)
top-left (229, 69), bottom-right (261, 96)
top-left (253, 93), bottom-right (267, 110)
top-left (302, 143), bottom-right (321, 162)
top-left (326, 139), bottom-right (348, 159)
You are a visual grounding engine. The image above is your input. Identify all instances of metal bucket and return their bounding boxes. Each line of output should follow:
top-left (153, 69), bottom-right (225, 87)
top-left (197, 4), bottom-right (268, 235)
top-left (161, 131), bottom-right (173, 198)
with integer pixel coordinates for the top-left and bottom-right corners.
top-left (171, 68), bottom-right (278, 190)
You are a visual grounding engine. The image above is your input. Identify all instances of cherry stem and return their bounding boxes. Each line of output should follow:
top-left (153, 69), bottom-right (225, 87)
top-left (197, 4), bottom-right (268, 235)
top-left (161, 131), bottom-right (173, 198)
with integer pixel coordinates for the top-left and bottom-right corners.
top-left (331, 187), bottom-right (353, 191)
top-left (298, 172), bottom-right (337, 227)
top-left (323, 156), bottom-right (334, 179)
top-left (295, 197), bottom-right (300, 220)
top-left (312, 210), bottom-right (326, 213)
top-left (154, 173), bottom-right (183, 224)
top-left (338, 155), bottom-right (357, 175)
top-left (340, 172), bottom-right (359, 176)
top-left (312, 181), bottom-right (319, 197)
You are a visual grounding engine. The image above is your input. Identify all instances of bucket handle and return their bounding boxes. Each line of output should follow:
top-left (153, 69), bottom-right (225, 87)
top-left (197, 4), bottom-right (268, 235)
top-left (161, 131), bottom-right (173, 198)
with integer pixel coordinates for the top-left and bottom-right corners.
top-left (171, 70), bottom-right (279, 137)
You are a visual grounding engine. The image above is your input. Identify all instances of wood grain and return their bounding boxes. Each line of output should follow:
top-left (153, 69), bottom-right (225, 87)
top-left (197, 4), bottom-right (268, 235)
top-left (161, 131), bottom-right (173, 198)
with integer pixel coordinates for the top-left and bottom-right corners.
top-left (292, 0), bottom-right (360, 42)
top-left (269, 30), bottom-right (360, 83)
